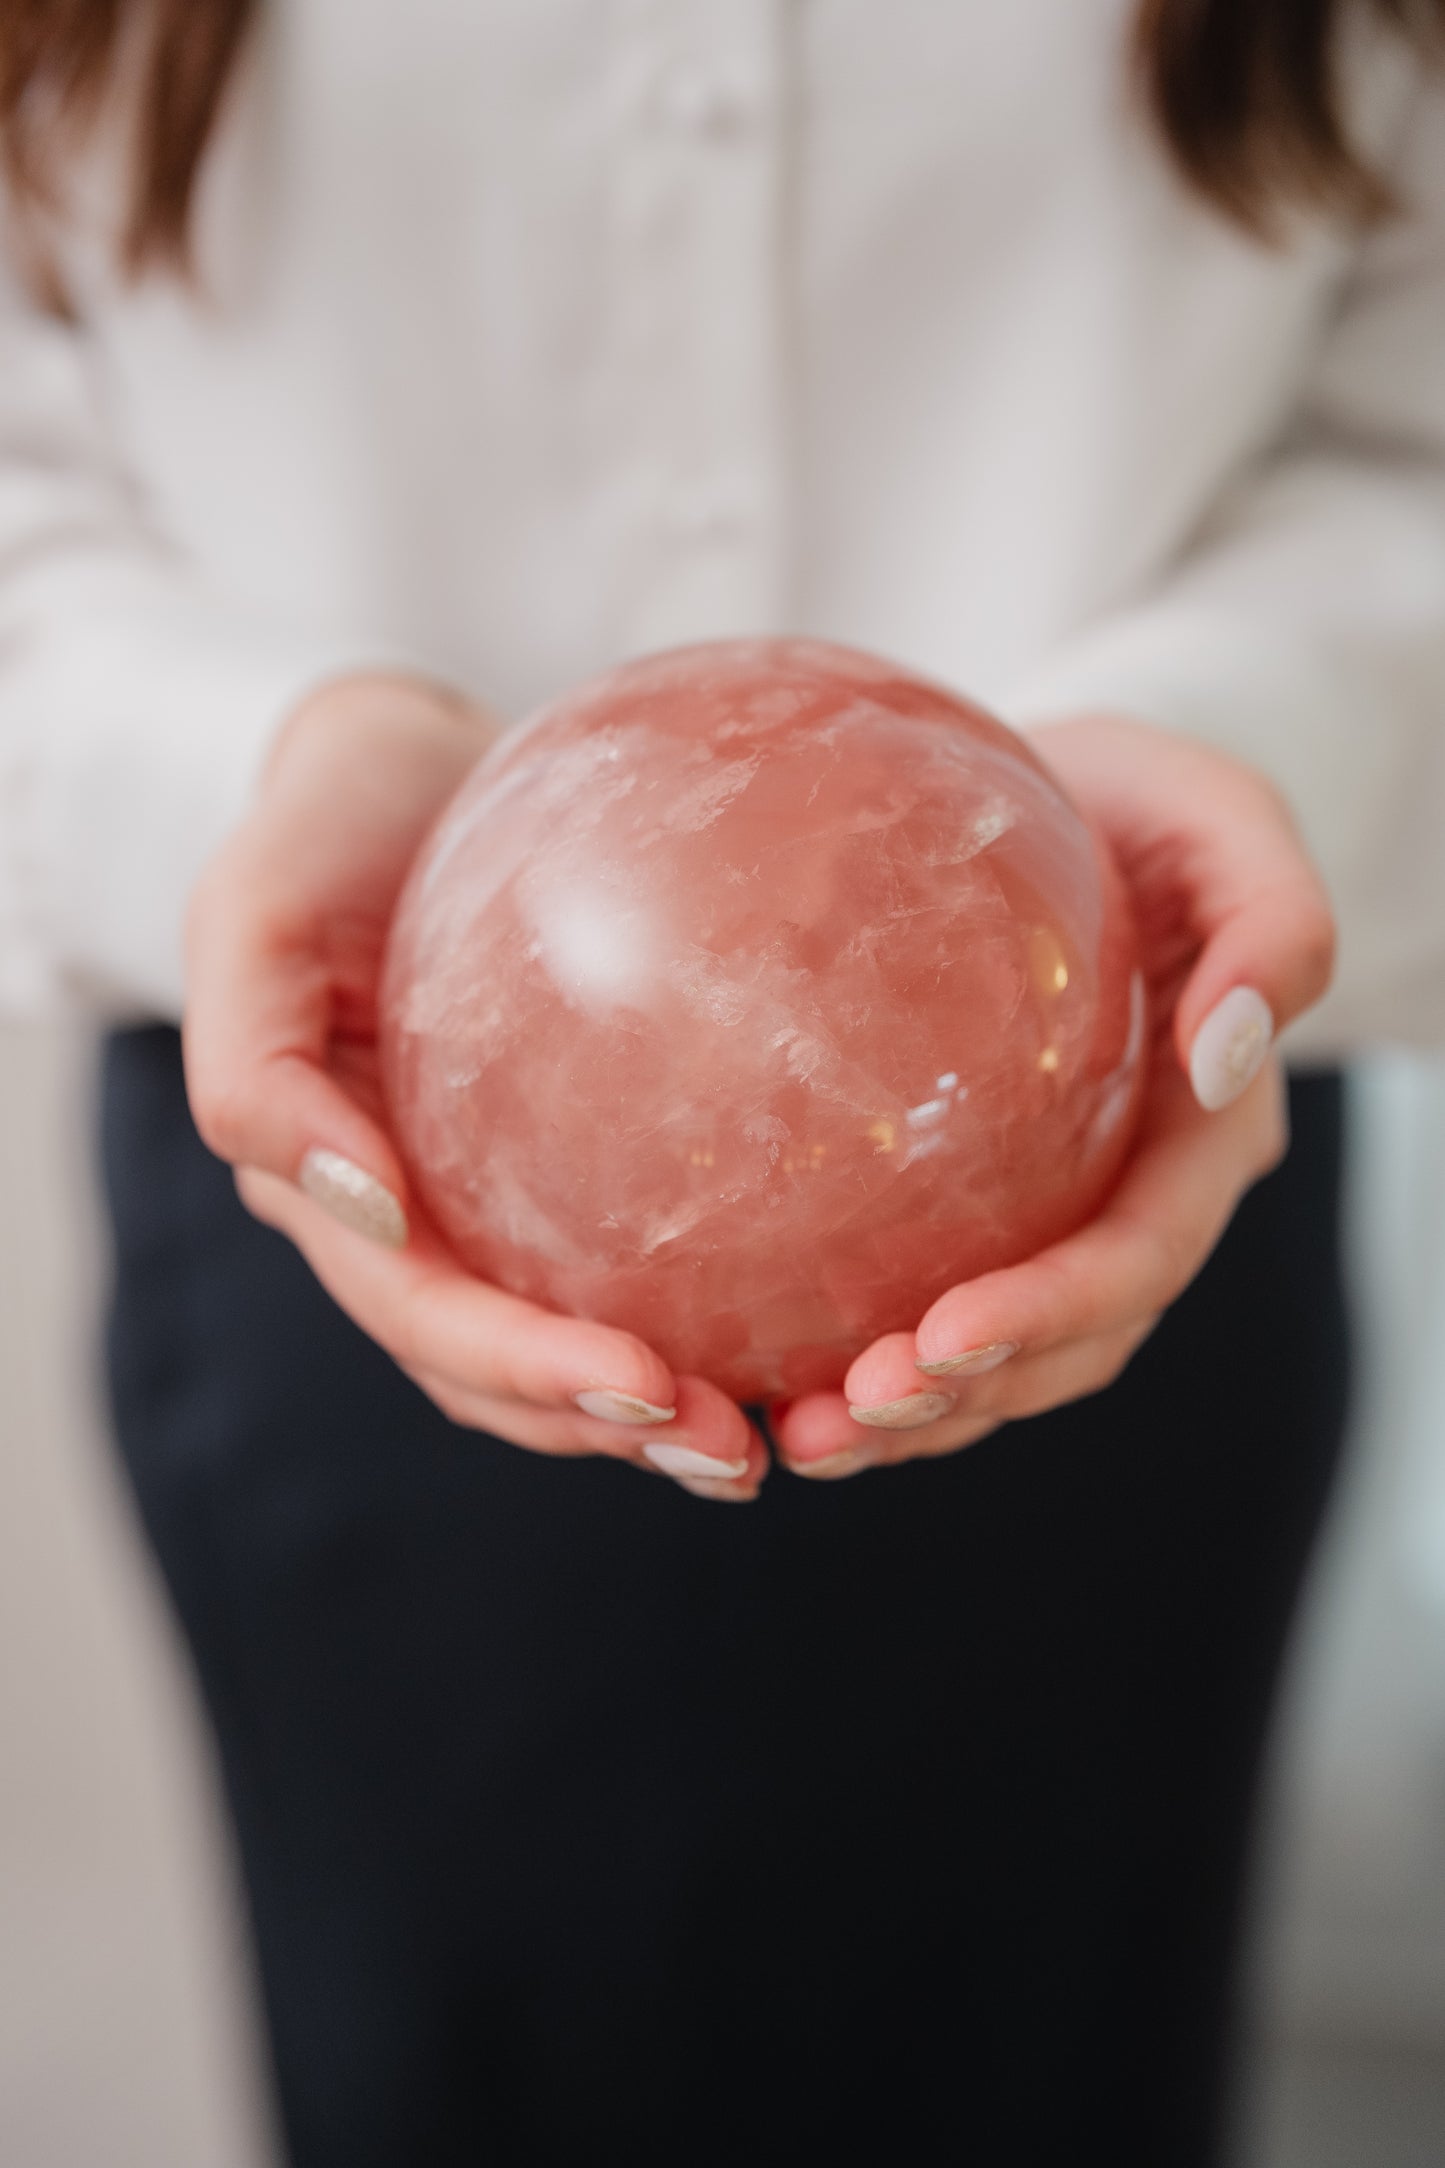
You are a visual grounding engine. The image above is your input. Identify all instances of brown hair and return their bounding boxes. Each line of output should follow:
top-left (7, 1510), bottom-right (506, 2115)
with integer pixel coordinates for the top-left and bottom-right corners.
top-left (1135, 0), bottom-right (1439, 232)
top-left (0, 0), bottom-right (255, 285)
top-left (1, 0), bottom-right (1441, 288)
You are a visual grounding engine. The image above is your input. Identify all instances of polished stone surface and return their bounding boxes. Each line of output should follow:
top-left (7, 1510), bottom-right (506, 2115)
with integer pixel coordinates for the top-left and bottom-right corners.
top-left (381, 640), bottom-right (1144, 1399)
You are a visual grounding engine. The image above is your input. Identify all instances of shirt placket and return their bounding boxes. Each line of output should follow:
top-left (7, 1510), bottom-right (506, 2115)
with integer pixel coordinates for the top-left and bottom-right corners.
top-left (601, 0), bottom-right (789, 653)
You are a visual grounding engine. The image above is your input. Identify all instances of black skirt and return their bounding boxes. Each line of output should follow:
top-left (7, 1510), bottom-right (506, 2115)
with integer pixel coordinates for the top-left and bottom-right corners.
top-left (100, 1024), bottom-right (1348, 2168)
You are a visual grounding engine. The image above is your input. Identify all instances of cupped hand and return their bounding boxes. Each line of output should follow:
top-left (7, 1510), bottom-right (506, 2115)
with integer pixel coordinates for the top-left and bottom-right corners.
top-left (183, 672), bottom-right (766, 1500)
top-left (772, 714), bottom-right (1336, 1481)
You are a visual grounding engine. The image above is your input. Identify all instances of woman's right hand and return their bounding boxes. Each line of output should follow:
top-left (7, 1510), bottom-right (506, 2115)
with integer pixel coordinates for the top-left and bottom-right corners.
top-left (182, 672), bottom-right (766, 1500)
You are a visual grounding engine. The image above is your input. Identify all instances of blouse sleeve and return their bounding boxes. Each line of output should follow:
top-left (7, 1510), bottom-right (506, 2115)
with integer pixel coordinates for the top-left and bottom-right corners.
top-left (0, 265), bottom-right (366, 1021)
top-left (1008, 64), bottom-right (1445, 1058)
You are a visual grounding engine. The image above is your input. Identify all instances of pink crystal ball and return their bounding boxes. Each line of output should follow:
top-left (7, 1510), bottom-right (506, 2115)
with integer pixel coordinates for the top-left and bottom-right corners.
top-left (380, 640), bottom-right (1145, 1403)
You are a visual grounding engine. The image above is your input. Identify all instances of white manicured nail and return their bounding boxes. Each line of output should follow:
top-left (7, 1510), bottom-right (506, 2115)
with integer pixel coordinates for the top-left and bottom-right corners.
top-left (1189, 986), bottom-right (1274, 1112)
top-left (915, 1341), bottom-right (1018, 1379)
top-left (643, 1441), bottom-right (750, 1481)
top-left (673, 1476), bottom-right (758, 1504)
top-left (574, 1389), bottom-right (676, 1424)
top-left (848, 1391), bottom-right (956, 1431)
top-left (298, 1148), bottom-right (408, 1248)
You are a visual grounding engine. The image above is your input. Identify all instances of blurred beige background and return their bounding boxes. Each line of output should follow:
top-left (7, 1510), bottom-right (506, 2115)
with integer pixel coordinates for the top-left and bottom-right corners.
top-left (3, 1017), bottom-right (1444, 2168)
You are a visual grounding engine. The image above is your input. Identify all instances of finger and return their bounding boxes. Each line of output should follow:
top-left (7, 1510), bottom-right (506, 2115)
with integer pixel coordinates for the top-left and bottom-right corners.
top-left (1169, 822), bottom-right (1335, 1109)
top-left (632, 1376), bottom-right (762, 1484)
top-left (1029, 720), bottom-right (1335, 1109)
top-left (967, 1319), bottom-right (1158, 1422)
top-left (184, 835), bottom-right (409, 1239)
top-left (861, 1325), bottom-right (1152, 1459)
top-left (1036, 721), bottom-right (1336, 1046)
top-left (662, 1400), bottom-right (770, 1502)
top-left (842, 1332), bottom-right (973, 1432)
top-left (843, 1310), bottom-right (1162, 1434)
top-left (773, 1389), bottom-right (999, 1476)
top-left (783, 1314), bottom-right (1157, 1475)
top-left (908, 1058), bottom-right (1285, 1378)
top-left (234, 1166), bottom-right (680, 1420)
top-left (397, 1365), bottom-right (764, 1488)
top-left (891, 1415), bottom-right (1004, 1462)
top-left (919, 1318), bottom-right (1159, 1431)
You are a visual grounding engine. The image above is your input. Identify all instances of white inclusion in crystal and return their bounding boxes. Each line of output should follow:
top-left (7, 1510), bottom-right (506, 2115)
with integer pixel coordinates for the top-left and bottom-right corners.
top-left (670, 950), bottom-right (749, 1026)
top-left (905, 1097), bottom-right (951, 1128)
top-left (919, 795), bottom-right (1018, 869)
top-left (900, 1128), bottom-right (950, 1168)
top-left (936, 1072), bottom-right (958, 1091)
top-left (745, 685), bottom-right (812, 730)
top-left (637, 1198), bottom-right (710, 1256)
top-left (771, 1025), bottom-right (827, 1083)
top-left (660, 753), bottom-right (761, 835)
top-left (742, 1115), bottom-right (788, 1170)
top-left (485, 1159), bottom-right (591, 1267)
top-left (742, 1113), bottom-right (790, 1146)
top-left (970, 800), bottom-right (1016, 850)
top-left (527, 882), bottom-right (660, 1011)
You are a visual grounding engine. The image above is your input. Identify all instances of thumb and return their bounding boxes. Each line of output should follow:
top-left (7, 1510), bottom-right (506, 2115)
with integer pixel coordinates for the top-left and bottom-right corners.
top-left (1172, 863), bottom-right (1337, 1115)
top-left (182, 835), bottom-right (411, 1248)
top-left (1026, 716), bottom-right (1337, 1116)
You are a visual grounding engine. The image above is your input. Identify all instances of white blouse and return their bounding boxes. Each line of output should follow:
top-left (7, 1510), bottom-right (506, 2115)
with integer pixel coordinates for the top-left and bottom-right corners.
top-left (1, 0), bottom-right (1443, 1054)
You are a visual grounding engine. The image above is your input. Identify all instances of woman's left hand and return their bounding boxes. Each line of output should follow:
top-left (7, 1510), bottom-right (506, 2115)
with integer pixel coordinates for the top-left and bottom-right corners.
top-left (770, 714), bottom-right (1337, 1480)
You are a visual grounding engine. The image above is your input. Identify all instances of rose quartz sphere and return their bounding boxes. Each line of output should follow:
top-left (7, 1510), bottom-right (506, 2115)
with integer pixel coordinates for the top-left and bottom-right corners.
top-left (380, 640), bottom-right (1144, 1402)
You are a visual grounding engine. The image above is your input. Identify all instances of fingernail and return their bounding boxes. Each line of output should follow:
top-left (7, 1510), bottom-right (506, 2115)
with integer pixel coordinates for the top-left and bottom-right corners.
top-left (1189, 986), bottom-right (1274, 1111)
top-left (847, 1391), bottom-right (956, 1431)
top-left (789, 1448), bottom-right (872, 1480)
top-left (574, 1389), bottom-right (676, 1424)
top-left (298, 1148), bottom-right (408, 1248)
top-left (643, 1441), bottom-right (751, 1481)
top-left (915, 1340), bottom-right (1018, 1379)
